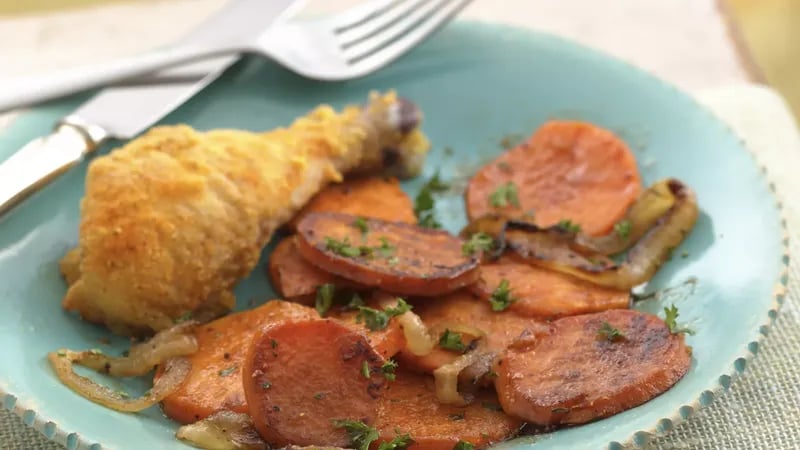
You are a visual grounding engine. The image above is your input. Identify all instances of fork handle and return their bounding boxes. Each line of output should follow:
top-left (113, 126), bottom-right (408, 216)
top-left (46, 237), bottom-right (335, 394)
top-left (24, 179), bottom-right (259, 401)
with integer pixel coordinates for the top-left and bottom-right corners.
top-left (0, 44), bottom-right (243, 112)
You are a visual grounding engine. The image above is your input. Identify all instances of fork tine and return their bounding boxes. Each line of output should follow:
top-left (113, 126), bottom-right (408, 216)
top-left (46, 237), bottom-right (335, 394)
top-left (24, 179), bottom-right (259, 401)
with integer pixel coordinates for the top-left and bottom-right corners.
top-left (337, 0), bottom-right (425, 48)
top-left (331, 0), bottom-right (403, 33)
top-left (342, 0), bottom-right (471, 70)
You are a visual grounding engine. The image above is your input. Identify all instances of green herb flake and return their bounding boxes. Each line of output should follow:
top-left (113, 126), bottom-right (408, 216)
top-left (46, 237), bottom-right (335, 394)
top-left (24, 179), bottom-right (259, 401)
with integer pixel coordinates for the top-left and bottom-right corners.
top-left (462, 232), bottom-right (494, 256)
top-left (663, 304), bottom-right (696, 335)
top-left (218, 365), bottom-right (237, 377)
top-left (271, 339), bottom-right (278, 349)
top-left (489, 279), bottom-right (515, 312)
top-left (315, 283), bottom-right (337, 317)
top-left (377, 236), bottom-right (396, 258)
top-left (346, 293), bottom-right (366, 310)
top-left (480, 401), bottom-right (503, 411)
top-left (486, 370), bottom-right (499, 379)
top-left (332, 419), bottom-right (379, 450)
top-left (325, 236), bottom-right (362, 258)
top-left (356, 299), bottom-right (412, 331)
top-left (353, 217), bottom-right (369, 236)
top-left (557, 219), bottom-right (582, 233)
top-left (174, 311), bottom-right (193, 324)
top-left (614, 220), bottom-right (632, 239)
top-left (388, 256), bottom-right (399, 266)
top-left (261, 381), bottom-right (272, 390)
top-left (488, 182), bottom-right (520, 208)
top-left (56, 350), bottom-right (66, 357)
top-left (597, 321), bottom-right (625, 342)
top-left (414, 171), bottom-right (449, 229)
top-left (361, 360), bottom-right (371, 379)
top-left (116, 390), bottom-right (130, 399)
top-left (314, 392), bottom-right (326, 400)
top-left (449, 413), bottom-right (465, 421)
top-left (381, 359), bottom-right (398, 381)
top-left (438, 329), bottom-right (467, 352)
top-left (453, 440), bottom-right (475, 450)
top-left (377, 433), bottom-right (414, 450)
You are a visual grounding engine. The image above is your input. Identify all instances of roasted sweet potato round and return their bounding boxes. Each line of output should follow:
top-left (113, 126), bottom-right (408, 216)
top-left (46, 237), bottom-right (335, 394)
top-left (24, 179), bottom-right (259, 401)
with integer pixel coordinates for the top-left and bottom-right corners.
top-left (494, 309), bottom-right (691, 426)
top-left (296, 212), bottom-right (480, 296)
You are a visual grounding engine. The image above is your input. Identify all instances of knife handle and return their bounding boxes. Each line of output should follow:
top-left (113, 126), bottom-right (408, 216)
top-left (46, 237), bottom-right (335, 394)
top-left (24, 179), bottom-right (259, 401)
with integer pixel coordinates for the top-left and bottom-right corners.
top-left (0, 119), bottom-right (106, 218)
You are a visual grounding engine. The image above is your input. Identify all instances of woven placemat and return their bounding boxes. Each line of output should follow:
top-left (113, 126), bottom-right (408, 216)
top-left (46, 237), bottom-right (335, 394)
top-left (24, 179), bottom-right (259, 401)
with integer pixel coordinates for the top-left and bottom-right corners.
top-left (1, 85), bottom-right (799, 450)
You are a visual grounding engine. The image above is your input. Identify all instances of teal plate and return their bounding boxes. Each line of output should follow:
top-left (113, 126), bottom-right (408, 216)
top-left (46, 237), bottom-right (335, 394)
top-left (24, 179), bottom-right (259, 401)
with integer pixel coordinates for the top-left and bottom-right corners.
top-left (0, 21), bottom-right (787, 450)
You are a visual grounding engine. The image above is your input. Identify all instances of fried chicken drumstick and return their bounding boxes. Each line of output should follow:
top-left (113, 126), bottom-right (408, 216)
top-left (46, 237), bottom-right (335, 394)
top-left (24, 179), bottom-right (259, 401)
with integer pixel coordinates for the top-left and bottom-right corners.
top-left (60, 91), bottom-right (429, 336)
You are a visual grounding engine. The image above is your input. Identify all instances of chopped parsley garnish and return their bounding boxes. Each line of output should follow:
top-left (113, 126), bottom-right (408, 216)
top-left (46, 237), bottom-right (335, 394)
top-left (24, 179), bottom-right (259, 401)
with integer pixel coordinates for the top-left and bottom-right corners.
top-left (346, 293), bottom-right (366, 309)
top-left (614, 220), bottom-right (632, 239)
top-left (449, 412), bottom-right (465, 421)
top-left (325, 236), bottom-right (362, 257)
top-left (480, 401), bottom-right (503, 411)
top-left (462, 232), bottom-right (494, 256)
top-left (663, 304), bottom-right (696, 335)
top-left (332, 419), bottom-right (379, 450)
top-left (557, 219), bottom-right (581, 233)
top-left (381, 359), bottom-right (398, 381)
top-left (489, 279), bottom-right (515, 312)
top-left (438, 329), bottom-right (467, 352)
top-left (486, 370), bottom-right (498, 379)
top-left (261, 381), bottom-right (272, 390)
top-left (361, 360), bottom-right (371, 379)
top-left (454, 440), bottom-right (475, 450)
top-left (377, 236), bottom-right (396, 258)
top-left (597, 321), bottom-right (625, 342)
top-left (489, 182), bottom-right (520, 208)
top-left (388, 256), bottom-right (399, 266)
top-left (314, 392), bottom-right (326, 400)
top-left (218, 365), bottom-right (237, 377)
top-left (414, 171), bottom-right (449, 229)
top-left (356, 299), bottom-right (412, 331)
top-left (271, 339), bottom-right (278, 349)
top-left (174, 311), bottom-right (193, 323)
top-left (353, 217), bottom-right (369, 235)
top-left (378, 433), bottom-right (414, 450)
top-left (315, 283), bottom-right (336, 317)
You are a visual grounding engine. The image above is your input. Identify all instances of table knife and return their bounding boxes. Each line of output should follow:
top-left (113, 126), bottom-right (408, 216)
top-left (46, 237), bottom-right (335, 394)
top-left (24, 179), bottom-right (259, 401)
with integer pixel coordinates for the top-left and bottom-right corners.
top-left (0, 0), bottom-right (304, 218)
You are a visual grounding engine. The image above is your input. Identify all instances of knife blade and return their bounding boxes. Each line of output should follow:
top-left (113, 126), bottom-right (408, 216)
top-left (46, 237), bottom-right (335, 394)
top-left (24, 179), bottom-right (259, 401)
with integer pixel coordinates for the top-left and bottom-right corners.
top-left (0, 0), bottom-right (305, 218)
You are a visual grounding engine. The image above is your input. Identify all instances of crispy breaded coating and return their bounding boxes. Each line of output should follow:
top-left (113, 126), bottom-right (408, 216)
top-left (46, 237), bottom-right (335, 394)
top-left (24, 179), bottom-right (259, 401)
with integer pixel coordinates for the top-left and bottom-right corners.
top-left (61, 92), bottom-right (429, 336)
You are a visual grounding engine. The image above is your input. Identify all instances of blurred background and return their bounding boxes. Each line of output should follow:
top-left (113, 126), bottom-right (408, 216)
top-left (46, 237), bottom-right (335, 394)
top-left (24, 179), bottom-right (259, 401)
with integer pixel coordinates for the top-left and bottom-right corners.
top-left (0, 0), bottom-right (797, 121)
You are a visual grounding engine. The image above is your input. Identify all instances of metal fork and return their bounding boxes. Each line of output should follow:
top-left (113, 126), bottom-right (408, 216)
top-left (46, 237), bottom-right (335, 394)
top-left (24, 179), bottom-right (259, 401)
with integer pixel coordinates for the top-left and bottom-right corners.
top-left (0, 0), bottom-right (472, 111)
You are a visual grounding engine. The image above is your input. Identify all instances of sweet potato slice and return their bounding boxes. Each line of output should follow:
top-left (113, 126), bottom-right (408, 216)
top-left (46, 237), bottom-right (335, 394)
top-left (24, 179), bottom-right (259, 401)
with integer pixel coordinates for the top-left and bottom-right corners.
top-left (376, 370), bottom-right (523, 450)
top-left (494, 309), bottom-right (691, 426)
top-left (397, 290), bottom-right (544, 375)
top-left (268, 236), bottom-right (361, 302)
top-left (296, 212), bottom-right (480, 296)
top-left (471, 259), bottom-right (630, 319)
top-left (159, 300), bottom-right (402, 424)
top-left (289, 176), bottom-right (417, 230)
top-left (466, 121), bottom-right (642, 236)
top-left (243, 319), bottom-right (387, 447)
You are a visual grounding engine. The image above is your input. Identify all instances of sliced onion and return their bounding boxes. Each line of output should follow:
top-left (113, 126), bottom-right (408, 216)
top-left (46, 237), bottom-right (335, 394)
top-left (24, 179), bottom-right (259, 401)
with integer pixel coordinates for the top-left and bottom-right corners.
top-left (395, 310), bottom-right (435, 356)
top-left (428, 322), bottom-right (487, 341)
top-left (73, 321), bottom-right (199, 377)
top-left (374, 294), bottom-right (436, 357)
top-left (176, 410), bottom-right (266, 450)
top-left (47, 353), bottom-right (190, 412)
top-left (507, 179), bottom-right (698, 290)
top-left (433, 351), bottom-right (484, 406)
top-left (575, 179), bottom-right (677, 254)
